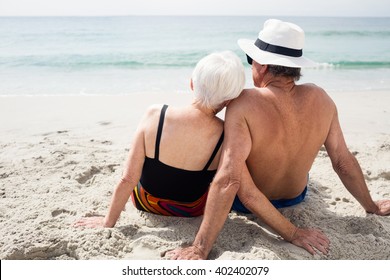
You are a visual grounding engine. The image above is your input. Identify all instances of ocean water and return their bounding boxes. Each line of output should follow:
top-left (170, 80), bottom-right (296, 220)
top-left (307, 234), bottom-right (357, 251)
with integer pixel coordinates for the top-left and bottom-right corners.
top-left (0, 16), bottom-right (390, 96)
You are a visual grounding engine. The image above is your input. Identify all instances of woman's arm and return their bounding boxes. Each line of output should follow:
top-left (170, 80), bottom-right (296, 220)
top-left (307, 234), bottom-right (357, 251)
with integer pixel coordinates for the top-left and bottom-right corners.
top-left (74, 107), bottom-right (158, 228)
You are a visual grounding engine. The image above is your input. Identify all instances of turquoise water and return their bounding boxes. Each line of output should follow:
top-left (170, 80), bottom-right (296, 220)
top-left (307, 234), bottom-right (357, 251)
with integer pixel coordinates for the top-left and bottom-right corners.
top-left (1, 16), bottom-right (390, 95)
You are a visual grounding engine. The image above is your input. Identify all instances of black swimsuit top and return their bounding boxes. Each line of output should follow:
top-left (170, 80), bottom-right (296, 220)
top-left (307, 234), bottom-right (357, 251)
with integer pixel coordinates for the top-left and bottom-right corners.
top-left (139, 104), bottom-right (224, 202)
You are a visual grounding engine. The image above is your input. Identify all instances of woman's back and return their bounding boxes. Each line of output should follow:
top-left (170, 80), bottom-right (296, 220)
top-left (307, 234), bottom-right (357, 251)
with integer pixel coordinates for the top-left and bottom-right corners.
top-left (131, 104), bottom-right (224, 216)
top-left (144, 104), bottom-right (224, 171)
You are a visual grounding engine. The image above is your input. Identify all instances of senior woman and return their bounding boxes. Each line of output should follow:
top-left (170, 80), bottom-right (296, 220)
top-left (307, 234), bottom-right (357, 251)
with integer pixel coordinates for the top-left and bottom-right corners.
top-left (74, 51), bottom-right (245, 227)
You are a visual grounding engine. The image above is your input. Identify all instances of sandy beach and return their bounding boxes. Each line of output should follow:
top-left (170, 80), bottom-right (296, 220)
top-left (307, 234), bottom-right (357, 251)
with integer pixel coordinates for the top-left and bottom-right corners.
top-left (0, 90), bottom-right (389, 260)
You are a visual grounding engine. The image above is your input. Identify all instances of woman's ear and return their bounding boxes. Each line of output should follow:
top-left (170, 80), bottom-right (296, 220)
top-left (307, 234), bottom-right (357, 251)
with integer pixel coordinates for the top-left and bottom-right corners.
top-left (190, 79), bottom-right (194, 91)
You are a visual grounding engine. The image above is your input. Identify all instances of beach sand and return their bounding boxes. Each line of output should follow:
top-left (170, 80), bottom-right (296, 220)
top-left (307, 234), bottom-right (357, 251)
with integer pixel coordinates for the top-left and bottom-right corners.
top-left (0, 90), bottom-right (389, 260)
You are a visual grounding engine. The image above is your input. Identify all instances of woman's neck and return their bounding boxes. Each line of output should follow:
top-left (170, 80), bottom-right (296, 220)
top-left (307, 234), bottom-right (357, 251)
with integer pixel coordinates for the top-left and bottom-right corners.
top-left (191, 101), bottom-right (217, 117)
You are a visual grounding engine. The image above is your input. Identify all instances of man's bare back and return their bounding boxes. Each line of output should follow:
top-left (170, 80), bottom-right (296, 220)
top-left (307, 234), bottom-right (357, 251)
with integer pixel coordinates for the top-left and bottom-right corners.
top-left (230, 82), bottom-right (335, 199)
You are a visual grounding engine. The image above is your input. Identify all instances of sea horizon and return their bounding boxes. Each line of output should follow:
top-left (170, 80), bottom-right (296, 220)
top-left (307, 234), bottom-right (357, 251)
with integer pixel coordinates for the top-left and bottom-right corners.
top-left (1, 16), bottom-right (389, 96)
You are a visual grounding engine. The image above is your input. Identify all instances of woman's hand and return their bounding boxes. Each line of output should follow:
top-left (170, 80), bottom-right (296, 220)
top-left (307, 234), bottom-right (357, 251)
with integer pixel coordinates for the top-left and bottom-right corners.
top-left (72, 216), bottom-right (107, 228)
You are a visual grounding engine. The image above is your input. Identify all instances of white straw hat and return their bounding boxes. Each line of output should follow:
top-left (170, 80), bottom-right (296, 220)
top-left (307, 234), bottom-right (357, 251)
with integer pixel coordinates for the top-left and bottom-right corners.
top-left (238, 19), bottom-right (317, 68)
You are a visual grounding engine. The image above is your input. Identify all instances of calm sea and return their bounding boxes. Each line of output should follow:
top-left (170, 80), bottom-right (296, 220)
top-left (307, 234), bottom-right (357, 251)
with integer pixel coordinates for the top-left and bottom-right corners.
top-left (1, 16), bottom-right (390, 96)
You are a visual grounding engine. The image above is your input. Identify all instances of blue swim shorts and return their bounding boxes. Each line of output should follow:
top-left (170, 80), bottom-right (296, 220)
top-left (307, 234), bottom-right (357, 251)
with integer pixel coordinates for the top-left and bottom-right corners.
top-left (231, 186), bottom-right (308, 213)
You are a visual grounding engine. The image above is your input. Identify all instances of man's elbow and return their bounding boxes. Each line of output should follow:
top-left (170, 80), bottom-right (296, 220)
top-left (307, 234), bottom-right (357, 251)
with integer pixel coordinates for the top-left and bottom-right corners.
top-left (226, 178), bottom-right (241, 194)
top-left (332, 152), bottom-right (356, 176)
top-left (212, 175), bottom-right (241, 195)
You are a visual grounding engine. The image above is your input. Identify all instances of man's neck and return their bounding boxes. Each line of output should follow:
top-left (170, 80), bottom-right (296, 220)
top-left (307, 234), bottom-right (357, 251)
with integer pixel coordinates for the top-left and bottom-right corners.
top-left (259, 75), bottom-right (296, 93)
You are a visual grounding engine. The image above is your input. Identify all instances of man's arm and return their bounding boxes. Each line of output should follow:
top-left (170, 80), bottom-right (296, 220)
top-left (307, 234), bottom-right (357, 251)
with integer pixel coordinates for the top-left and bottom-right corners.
top-left (324, 106), bottom-right (390, 215)
top-left (167, 98), bottom-right (252, 259)
top-left (238, 166), bottom-right (329, 255)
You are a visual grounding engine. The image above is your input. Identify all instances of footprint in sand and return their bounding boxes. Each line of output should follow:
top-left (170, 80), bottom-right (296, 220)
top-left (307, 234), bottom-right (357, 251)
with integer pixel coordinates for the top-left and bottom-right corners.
top-left (89, 139), bottom-right (112, 145)
top-left (117, 225), bottom-right (139, 237)
top-left (75, 166), bottom-right (101, 184)
top-left (105, 164), bottom-right (119, 173)
top-left (74, 164), bottom-right (119, 185)
top-left (378, 171), bottom-right (390, 180)
top-left (51, 209), bottom-right (76, 218)
top-left (330, 197), bottom-right (340, 205)
top-left (366, 171), bottom-right (390, 181)
top-left (4, 241), bottom-right (75, 260)
top-left (0, 173), bottom-right (10, 179)
top-left (330, 197), bottom-right (350, 205)
top-left (379, 143), bottom-right (390, 151)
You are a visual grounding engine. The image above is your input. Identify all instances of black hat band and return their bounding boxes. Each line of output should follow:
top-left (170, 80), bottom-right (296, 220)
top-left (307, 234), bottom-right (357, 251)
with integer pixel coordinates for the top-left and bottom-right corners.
top-left (255, 39), bottom-right (302, 58)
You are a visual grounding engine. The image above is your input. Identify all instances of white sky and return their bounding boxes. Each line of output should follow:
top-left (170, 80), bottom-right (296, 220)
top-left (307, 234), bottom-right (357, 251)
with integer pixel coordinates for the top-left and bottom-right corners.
top-left (0, 0), bottom-right (389, 17)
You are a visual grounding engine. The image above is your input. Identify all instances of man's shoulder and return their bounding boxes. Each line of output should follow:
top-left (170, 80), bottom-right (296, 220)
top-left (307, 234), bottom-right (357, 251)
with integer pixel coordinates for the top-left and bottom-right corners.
top-left (297, 83), bottom-right (336, 113)
top-left (226, 88), bottom-right (266, 119)
top-left (235, 88), bottom-right (265, 102)
top-left (231, 87), bottom-right (278, 107)
top-left (298, 83), bottom-right (327, 94)
top-left (228, 88), bottom-right (258, 108)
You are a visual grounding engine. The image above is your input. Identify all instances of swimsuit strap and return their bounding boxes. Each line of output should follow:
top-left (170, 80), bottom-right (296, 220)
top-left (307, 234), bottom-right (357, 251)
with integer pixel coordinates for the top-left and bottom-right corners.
top-left (154, 104), bottom-right (168, 160)
top-left (203, 132), bottom-right (224, 171)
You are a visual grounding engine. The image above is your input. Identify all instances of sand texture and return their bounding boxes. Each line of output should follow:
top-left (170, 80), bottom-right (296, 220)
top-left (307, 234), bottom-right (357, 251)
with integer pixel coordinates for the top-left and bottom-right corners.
top-left (1, 91), bottom-right (389, 260)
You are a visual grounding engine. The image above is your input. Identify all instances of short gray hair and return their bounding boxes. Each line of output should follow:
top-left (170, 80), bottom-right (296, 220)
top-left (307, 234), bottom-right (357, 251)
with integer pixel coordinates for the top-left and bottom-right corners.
top-left (192, 51), bottom-right (245, 109)
top-left (268, 65), bottom-right (302, 81)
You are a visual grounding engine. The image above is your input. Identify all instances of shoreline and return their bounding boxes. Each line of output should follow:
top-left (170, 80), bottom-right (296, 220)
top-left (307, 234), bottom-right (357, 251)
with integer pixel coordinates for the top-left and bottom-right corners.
top-left (0, 89), bottom-right (389, 259)
top-left (1, 89), bottom-right (389, 141)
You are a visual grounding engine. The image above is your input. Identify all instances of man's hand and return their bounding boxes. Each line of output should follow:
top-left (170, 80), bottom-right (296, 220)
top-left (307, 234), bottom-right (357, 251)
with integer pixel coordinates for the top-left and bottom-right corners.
top-left (72, 216), bottom-right (106, 228)
top-left (290, 228), bottom-right (330, 255)
top-left (164, 245), bottom-right (207, 260)
top-left (373, 200), bottom-right (390, 216)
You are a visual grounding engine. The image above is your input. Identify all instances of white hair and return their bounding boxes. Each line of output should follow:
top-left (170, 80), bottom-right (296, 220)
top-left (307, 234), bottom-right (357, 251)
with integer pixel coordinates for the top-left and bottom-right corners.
top-left (192, 51), bottom-right (245, 109)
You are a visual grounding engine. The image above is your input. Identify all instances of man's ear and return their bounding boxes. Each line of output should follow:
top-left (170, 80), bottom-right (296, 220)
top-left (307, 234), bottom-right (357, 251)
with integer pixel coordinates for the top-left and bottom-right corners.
top-left (260, 64), bottom-right (268, 74)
